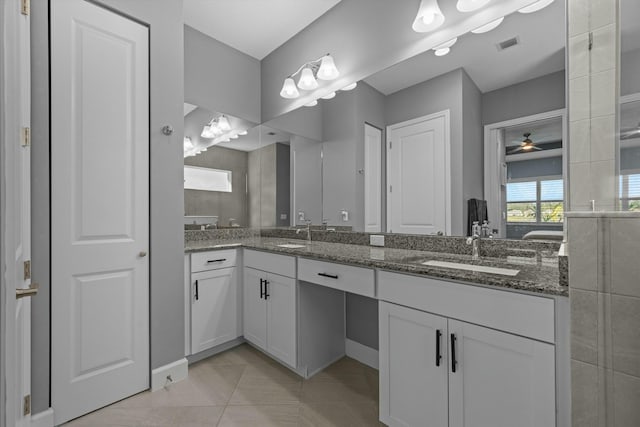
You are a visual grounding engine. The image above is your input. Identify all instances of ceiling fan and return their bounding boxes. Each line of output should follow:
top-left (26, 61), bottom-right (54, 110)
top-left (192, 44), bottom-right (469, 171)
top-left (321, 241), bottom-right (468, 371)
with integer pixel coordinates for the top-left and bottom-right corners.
top-left (620, 121), bottom-right (640, 141)
top-left (507, 132), bottom-right (542, 154)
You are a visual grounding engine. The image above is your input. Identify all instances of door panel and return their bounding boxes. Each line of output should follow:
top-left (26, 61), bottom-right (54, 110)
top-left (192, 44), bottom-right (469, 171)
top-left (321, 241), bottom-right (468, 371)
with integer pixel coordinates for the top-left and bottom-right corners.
top-left (51, 0), bottom-right (149, 423)
top-left (379, 302), bottom-right (449, 427)
top-left (243, 267), bottom-right (267, 350)
top-left (388, 113), bottom-right (448, 235)
top-left (448, 320), bottom-right (555, 427)
top-left (191, 268), bottom-right (239, 354)
top-left (265, 273), bottom-right (297, 368)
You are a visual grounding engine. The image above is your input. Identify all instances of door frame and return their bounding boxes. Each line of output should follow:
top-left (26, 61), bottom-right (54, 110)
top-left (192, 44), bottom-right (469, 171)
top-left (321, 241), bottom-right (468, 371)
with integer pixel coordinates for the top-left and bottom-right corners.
top-left (483, 108), bottom-right (567, 239)
top-left (364, 122), bottom-right (383, 233)
top-left (386, 110), bottom-right (451, 235)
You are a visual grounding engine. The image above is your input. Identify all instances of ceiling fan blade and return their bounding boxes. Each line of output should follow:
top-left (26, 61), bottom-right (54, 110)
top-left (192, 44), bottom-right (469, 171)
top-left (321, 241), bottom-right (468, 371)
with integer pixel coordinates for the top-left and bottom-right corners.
top-left (531, 145), bottom-right (543, 151)
top-left (507, 147), bottom-right (524, 154)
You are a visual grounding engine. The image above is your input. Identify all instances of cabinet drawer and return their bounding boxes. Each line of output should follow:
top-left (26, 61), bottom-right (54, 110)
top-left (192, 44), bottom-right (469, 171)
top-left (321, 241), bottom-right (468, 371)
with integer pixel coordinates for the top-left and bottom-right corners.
top-left (244, 249), bottom-right (296, 278)
top-left (298, 258), bottom-right (375, 297)
top-left (191, 249), bottom-right (237, 272)
top-left (378, 271), bottom-right (555, 343)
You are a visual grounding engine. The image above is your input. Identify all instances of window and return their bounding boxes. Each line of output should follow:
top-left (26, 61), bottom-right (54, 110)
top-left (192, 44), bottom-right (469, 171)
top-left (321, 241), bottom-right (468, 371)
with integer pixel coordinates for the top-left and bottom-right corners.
top-left (506, 178), bottom-right (564, 223)
top-left (620, 173), bottom-right (640, 211)
top-left (184, 166), bottom-right (232, 193)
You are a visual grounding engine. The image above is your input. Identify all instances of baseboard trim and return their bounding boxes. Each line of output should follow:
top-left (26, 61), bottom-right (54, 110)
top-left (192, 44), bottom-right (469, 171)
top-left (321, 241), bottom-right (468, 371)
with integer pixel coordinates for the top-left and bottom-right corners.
top-left (31, 408), bottom-right (55, 427)
top-left (187, 337), bottom-right (245, 365)
top-left (345, 339), bottom-right (379, 370)
top-left (303, 352), bottom-right (345, 379)
top-left (151, 358), bottom-right (188, 392)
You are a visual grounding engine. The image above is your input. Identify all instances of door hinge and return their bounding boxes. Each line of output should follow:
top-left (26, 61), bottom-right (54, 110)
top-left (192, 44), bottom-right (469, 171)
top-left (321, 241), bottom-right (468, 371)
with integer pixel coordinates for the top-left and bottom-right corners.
top-left (588, 31), bottom-right (593, 50)
top-left (20, 0), bottom-right (29, 16)
top-left (23, 394), bottom-right (31, 416)
top-left (23, 260), bottom-right (31, 280)
top-left (21, 127), bottom-right (30, 147)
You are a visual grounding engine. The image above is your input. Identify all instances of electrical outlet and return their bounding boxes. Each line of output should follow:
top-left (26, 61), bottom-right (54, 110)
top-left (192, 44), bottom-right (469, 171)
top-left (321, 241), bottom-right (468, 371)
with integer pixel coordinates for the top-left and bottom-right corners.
top-left (280, 213), bottom-right (287, 220)
top-left (370, 235), bottom-right (385, 247)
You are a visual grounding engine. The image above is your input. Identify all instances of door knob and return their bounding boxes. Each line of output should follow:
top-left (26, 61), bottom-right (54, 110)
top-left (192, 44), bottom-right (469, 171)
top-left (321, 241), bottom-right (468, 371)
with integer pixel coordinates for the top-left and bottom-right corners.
top-left (139, 251), bottom-right (147, 257)
top-left (16, 283), bottom-right (39, 299)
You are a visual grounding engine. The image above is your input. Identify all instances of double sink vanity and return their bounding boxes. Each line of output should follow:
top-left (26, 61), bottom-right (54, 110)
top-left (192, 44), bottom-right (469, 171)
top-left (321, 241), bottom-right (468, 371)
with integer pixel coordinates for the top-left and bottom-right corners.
top-left (183, 229), bottom-right (569, 427)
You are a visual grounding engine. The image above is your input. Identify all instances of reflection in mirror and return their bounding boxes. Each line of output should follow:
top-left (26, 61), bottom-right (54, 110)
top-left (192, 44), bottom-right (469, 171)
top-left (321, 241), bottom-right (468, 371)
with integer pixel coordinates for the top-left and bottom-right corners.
top-left (183, 104), bottom-right (257, 229)
top-left (620, 0), bottom-right (640, 211)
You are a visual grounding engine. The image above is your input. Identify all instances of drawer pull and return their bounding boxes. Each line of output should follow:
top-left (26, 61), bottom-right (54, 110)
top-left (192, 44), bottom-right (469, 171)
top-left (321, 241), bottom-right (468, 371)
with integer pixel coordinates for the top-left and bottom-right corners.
top-left (451, 333), bottom-right (457, 373)
top-left (318, 272), bottom-right (339, 279)
top-left (206, 258), bottom-right (226, 263)
top-left (194, 279), bottom-right (199, 301)
top-left (435, 329), bottom-right (442, 367)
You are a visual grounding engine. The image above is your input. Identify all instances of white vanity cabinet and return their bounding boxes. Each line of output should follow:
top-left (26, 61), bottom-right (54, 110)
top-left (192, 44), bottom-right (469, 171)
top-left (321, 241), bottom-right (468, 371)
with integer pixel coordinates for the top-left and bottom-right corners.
top-left (379, 271), bottom-right (557, 427)
top-left (243, 250), bottom-right (297, 368)
top-left (186, 249), bottom-right (241, 356)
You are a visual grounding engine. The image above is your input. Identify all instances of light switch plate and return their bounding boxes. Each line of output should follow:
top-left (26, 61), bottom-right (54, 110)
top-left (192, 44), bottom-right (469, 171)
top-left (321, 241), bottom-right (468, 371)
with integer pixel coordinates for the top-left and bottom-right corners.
top-left (370, 235), bottom-right (385, 247)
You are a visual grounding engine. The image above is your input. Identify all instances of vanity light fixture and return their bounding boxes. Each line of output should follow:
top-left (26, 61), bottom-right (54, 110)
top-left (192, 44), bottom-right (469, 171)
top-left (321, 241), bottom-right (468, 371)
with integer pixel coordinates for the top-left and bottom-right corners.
top-left (412, 0), bottom-right (445, 33)
top-left (471, 16), bottom-right (504, 33)
top-left (304, 100), bottom-right (318, 107)
top-left (456, 0), bottom-right (490, 12)
top-left (433, 38), bottom-right (457, 56)
top-left (518, 0), bottom-right (554, 13)
top-left (217, 115), bottom-right (231, 131)
top-left (321, 92), bottom-right (336, 99)
top-left (279, 54), bottom-right (340, 99)
top-left (238, 130), bottom-right (248, 136)
top-left (341, 82), bottom-right (358, 91)
top-left (201, 114), bottom-right (232, 138)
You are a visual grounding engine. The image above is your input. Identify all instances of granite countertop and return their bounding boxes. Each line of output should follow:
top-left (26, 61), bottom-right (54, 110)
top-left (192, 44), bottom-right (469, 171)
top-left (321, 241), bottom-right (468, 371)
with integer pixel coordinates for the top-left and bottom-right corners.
top-left (185, 237), bottom-right (567, 297)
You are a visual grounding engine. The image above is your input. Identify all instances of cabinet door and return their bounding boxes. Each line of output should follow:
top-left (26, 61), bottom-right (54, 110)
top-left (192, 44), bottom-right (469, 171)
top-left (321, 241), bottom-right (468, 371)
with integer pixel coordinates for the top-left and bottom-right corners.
top-left (265, 273), bottom-right (297, 368)
top-left (191, 267), bottom-right (238, 354)
top-left (243, 267), bottom-right (267, 350)
top-left (448, 320), bottom-right (555, 427)
top-left (379, 302), bottom-right (449, 427)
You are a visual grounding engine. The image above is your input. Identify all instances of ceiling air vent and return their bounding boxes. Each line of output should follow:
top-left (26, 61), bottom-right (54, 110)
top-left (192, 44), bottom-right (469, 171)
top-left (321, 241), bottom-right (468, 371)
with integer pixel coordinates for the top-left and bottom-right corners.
top-left (497, 37), bottom-right (519, 51)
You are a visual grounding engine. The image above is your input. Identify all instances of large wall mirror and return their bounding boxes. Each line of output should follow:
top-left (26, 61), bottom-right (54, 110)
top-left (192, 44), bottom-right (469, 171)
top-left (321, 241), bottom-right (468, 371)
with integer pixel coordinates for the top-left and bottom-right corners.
top-left (183, 0), bottom-right (567, 240)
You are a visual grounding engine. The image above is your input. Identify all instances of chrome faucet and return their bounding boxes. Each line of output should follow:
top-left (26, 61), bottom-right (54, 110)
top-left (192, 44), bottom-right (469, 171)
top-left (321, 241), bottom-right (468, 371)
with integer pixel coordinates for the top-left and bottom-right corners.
top-left (466, 221), bottom-right (482, 260)
top-left (296, 220), bottom-right (312, 242)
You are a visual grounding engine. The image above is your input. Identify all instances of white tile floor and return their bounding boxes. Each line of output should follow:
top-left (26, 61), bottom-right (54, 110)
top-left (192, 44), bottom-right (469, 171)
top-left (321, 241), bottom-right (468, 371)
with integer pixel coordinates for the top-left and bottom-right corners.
top-left (63, 344), bottom-right (382, 426)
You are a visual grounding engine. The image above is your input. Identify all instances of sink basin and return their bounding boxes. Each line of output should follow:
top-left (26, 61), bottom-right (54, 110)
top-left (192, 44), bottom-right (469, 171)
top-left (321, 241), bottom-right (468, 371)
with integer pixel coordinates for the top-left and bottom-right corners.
top-left (421, 260), bottom-right (520, 276)
top-left (277, 243), bottom-right (307, 249)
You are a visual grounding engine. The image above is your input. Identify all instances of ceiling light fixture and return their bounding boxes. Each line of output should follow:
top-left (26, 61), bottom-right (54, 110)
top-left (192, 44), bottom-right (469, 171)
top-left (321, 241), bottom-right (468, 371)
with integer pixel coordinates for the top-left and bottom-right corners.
top-left (471, 16), bottom-right (504, 33)
top-left (518, 0), bottom-right (554, 13)
top-left (201, 114), bottom-right (232, 138)
top-left (341, 82), bottom-right (358, 91)
top-left (412, 0), bottom-right (445, 32)
top-left (238, 130), bottom-right (248, 136)
top-left (279, 54), bottom-right (340, 99)
top-left (433, 38), bottom-right (457, 56)
top-left (456, 0), bottom-right (491, 12)
top-left (305, 100), bottom-right (318, 107)
top-left (321, 92), bottom-right (336, 99)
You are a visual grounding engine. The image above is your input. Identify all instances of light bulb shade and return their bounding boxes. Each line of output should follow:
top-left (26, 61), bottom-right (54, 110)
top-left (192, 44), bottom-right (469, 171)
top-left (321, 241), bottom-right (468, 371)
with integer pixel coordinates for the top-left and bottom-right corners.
top-left (456, 0), bottom-right (490, 12)
top-left (218, 115), bottom-right (231, 131)
top-left (321, 92), bottom-right (336, 100)
top-left (280, 77), bottom-right (300, 98)
top-left (518, 0), bottom-right (554, 13)
top-left (412, 0), bottom-right (445, 33)
top-left (317, 55), bottom-right (340, 80)
top-left (201, 125), bottom-right (214, 138)
top-left (297, 67), bottom-right (318, 90)
top-left (434, 47), bottom-right (450, 56)
top-left (471, 16), bottom-right (504, 34)
top-left (341, 82), bottom-right (357, 91)
top-left (304, 100), bottom-right (318, 107)
top-left (183, 137), bottom-right (194, 150)
top-left (238, 130), bottom-right (248, 136)
top-left (434, 38), bottom-right (458, 50)
top-left (230, 134), bottom-right (239, 139)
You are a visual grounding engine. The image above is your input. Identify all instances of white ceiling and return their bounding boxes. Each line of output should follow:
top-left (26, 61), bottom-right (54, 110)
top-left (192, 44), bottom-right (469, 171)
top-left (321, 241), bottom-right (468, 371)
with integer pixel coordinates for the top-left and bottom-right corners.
top-left (365, 0), bottom-right (565, 95)
top-left (622, 0), bottom-right (640, 52)
top-left (183, 0), bottom-right (342, 60)
top-left (504, 117), bottom-right (563, 146)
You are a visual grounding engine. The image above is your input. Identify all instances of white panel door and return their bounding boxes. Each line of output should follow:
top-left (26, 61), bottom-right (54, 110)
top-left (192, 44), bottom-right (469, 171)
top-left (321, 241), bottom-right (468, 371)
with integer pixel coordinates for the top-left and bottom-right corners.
top-left (191, 267), bottom-right (239, 354)
top-left (243, 267), bottom-right (267, 350)
top-left (448, 320), bottom-right (556, 427)
top-left (387, 112), bottom-right (449, 235)
top-left (3, 0), bottom-right (33, 425)
top-left (379, 302), bottom-right (448, 427)
top-left (51, 0), bottom-right (149, 423)
top-left (265, 273), bottom-right (297, 368)
top-left (364, 124), bottom-right (382, 232)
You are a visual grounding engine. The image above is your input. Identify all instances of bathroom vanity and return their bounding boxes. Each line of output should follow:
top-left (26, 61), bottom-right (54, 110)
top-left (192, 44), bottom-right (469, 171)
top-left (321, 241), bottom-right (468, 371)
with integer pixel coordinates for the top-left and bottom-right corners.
top-left (183, 231), bottom-right (568, 427)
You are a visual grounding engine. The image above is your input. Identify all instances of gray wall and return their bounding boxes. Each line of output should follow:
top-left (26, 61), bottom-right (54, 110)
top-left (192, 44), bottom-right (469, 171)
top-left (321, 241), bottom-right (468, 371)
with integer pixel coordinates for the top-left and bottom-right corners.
top-left (461, 70), bottom-right (484, 235)
top-left (621, 47), bottom-right (640, 97)
top-left (276, 144), bottom-right (291, 227)
top-left (385, 69), bottom-right (465, 235)
top-left (290, 135), bottom-right (323, 225)
top-left (265, 106), bottom-right (323, 143)
top-left (346, 294), bottom-right (378, 350)
top-left (481, 70), bottom-right (566, 125)
top-left (184, 25), bottom-right (260, 124)
top-left (248, 143), bottom-right (290, 228)
top-left (30, 0), bottom-right (185, 413)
